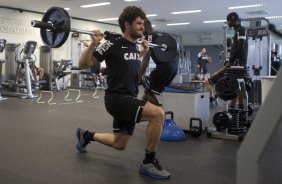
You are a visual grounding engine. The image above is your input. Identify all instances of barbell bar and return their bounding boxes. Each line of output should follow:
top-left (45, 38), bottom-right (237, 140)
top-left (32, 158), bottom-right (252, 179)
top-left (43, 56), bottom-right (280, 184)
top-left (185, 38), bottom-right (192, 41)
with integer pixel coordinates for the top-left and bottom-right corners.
top-left (31, 19), bottom-right (166, 49)
top-left (31, 20), bottom-right (96, 35)
top-left (30, 7), bottom-right (179, 62)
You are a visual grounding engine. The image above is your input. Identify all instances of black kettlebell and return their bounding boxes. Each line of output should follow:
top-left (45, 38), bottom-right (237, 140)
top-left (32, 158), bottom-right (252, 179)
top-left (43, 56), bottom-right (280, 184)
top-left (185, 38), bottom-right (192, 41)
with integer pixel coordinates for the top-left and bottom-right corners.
top-left (189, 117), bottom-right (202, 138)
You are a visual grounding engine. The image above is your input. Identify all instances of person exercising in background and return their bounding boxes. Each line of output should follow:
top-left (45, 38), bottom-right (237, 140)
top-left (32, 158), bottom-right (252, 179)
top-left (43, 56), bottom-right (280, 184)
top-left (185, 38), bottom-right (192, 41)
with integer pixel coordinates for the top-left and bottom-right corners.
top-left (80, 39), bottom-right (103, 86)
top-left (271, 49), bottom-right (281, 75)
top-left (197, 47), bottom-right (211, 80)
top-left (205, 12), bottom-right (248, 108)
top-left (140, 19), bottom-right (179, 106)
top-left (76, 6), bottom-right (170, 179)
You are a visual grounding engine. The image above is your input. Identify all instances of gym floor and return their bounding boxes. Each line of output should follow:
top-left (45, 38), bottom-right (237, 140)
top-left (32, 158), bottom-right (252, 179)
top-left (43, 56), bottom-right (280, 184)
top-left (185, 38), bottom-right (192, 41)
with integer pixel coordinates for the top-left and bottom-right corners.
top-left (0, 88), bottom-right (241, 184)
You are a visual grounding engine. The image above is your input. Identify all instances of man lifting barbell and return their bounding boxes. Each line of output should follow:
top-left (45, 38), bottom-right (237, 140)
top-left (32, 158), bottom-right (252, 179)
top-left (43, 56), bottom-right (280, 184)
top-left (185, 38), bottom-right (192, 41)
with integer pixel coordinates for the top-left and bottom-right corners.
top-left (31, 7), bottom-right (179, 63)
top-left (75, 6), bottom-right (170, 179)
top-left (205, 12), bottom-right (248, 108)
top-left (31, 6), bottom-right (179, 179)
top-left (140, 19), bottom-right (179, 106)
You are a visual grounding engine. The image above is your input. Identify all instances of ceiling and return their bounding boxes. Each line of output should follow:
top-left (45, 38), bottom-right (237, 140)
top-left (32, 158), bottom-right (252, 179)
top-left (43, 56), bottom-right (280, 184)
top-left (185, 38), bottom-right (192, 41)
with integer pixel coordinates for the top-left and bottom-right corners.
top-left (0, 0), bottom-right (282, 35)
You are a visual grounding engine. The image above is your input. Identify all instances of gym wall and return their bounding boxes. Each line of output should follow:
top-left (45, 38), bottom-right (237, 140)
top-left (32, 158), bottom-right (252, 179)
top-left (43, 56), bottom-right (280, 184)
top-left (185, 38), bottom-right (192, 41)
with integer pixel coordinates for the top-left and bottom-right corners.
top-left (181, 31), bottom-right (225, 46)
top-left (0, 7), bottom-right (120, 73)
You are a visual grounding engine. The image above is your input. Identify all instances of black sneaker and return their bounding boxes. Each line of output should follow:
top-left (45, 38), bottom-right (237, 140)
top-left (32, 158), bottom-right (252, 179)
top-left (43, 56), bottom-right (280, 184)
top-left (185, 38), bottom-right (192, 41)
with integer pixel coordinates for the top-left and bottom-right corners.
top-left (139, 159), bottom-right (170, 179)
top-left (76, 127), bottom-right (90, 153)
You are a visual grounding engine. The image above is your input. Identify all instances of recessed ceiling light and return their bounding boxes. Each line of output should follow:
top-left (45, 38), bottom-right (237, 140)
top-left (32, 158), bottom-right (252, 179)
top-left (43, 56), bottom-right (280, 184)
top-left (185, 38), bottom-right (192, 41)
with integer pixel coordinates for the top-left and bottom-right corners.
top-left (64, 8), bottom-right (70, 11)
top-left (203, 20), bottom-right (226, 23)
top-left (265, 16), bottom-right (282, 19)
top-left (80, 2), bottom-right (111, 8)
top-left (171, 10), bottom-right (202, 14)
top-left (167, 22), bottom-right (190, 26)
top-left (246, 10), bottom-right (268, 15)
top-left (147, 14), bottom-right (158, 17)
top-left (228, 4), bottom-right (263, 10)
top-left (96, 17), bottom-right (118, 21)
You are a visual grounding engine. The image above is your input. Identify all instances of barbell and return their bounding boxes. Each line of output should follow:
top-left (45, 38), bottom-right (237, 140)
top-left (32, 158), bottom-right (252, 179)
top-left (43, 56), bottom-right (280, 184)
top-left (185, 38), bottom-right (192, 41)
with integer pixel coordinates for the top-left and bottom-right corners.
top-left (31, 6), bottom-right (179, 62)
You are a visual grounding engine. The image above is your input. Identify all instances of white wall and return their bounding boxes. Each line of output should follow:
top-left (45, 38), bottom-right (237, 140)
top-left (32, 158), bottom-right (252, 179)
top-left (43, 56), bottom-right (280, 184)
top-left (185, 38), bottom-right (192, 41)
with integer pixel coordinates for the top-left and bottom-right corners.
top-left (181, 31), bottom-right (225, 46)
top-left (0, 7), bottom-right (119, 71)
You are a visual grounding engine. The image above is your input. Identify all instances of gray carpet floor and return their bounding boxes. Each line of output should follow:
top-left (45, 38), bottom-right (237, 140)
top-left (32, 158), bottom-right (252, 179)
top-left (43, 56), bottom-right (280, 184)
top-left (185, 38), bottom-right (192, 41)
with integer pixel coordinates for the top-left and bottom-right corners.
top-left (0, 88), bottom-right (243, 184)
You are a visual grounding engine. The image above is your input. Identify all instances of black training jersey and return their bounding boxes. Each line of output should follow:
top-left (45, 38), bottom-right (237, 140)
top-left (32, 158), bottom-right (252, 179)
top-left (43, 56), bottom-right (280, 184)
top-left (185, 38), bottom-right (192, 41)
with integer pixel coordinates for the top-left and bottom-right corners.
top-left (230, 25), bottom-right (248, 66)
top-left (93, 37), bottom-right (141, 97)
top-left (197, 52), bottom-right (208, 66)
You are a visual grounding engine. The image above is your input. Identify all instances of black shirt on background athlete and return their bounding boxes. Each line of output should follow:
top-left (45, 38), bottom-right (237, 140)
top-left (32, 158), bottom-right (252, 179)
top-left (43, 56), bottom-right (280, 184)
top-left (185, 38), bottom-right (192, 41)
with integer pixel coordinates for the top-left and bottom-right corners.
top-left (229, 25), bottom-right (248, 67)
top-left (197, 51), bottom-right (209, 74)
top-left (93, 37), bottom-right (141, 97)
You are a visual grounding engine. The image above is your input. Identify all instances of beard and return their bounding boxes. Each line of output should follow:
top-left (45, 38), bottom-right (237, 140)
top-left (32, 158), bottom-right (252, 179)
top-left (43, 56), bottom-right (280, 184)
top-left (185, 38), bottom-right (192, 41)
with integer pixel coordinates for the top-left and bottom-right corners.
top-left (129, 27), bottom-right (143, 39)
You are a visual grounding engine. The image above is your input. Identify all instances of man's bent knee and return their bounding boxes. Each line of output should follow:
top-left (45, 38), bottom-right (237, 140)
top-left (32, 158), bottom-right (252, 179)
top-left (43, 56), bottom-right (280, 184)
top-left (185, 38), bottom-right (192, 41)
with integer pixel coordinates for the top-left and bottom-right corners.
top-left (112, 144), bottom-right (126, 150)
top-left (153, 107), bottom-right (165, 126)
top-left (112, 133), bottom-right (130, 150)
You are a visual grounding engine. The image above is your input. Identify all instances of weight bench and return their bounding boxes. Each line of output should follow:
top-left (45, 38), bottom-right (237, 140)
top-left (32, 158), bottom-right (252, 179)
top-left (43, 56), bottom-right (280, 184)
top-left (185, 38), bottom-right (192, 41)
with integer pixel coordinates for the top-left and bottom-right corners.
top-left (189, 80), bottom-right (205, 91)
top-left (162, 83), bottom-right (209, 131)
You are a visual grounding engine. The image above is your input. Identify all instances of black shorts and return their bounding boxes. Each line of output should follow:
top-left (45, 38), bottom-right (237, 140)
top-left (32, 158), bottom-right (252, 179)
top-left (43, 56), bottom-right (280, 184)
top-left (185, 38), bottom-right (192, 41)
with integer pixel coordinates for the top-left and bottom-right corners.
top-left (104, 93), bottom-right (146, 135)
top-left (199, 65), bottom-right (207, 74)
top-left (149, 61), bottom-right (178, 94)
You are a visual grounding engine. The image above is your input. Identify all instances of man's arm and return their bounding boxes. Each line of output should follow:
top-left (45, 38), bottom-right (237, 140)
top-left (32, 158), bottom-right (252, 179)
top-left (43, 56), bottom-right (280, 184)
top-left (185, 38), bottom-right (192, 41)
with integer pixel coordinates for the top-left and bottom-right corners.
top-left (79, 41), bottom-right (100, 69)
top-left (139, 40), bottom-right (149, 58)
top-left (140, 50), bottom-right (152, 76)
top-left (79, 30), bottom-right (104, 69)
top-left (197, 52), bottom-right (201, 67)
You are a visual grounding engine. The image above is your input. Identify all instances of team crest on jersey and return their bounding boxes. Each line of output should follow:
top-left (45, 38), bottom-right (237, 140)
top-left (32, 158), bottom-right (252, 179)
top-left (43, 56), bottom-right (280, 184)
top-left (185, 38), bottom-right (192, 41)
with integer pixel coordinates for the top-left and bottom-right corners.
top-left (96, 40), bottom-right (114, 55)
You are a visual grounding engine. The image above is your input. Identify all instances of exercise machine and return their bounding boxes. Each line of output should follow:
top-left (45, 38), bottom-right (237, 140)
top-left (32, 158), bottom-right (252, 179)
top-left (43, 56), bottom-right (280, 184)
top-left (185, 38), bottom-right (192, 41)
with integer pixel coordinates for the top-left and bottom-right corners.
top-left (2, 41), bottom-right (38, 99)
top-left (0, 38), bottom-right (7, 101)
top-left (52, 59), bottom-right (73, 90)
top-left (237, 19), bottom-right (282, 184)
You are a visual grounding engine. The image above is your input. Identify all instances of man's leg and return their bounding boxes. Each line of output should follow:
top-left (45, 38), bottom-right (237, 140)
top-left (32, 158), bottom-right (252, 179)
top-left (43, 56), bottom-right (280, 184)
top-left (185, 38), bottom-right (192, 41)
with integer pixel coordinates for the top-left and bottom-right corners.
top-left (205, 67), bottom-right (226, 107)
top-left (205, 80), bottom-right (215, 99)
top-left (202, 65), bottom-right (207, 80)
top-left (139, 102), bottom-right (170, 179)
top-left (142, 62), bottom-right (178, 107)
top-left (76, 94), bottom-right (169, 179)
top-left (140, 102), bottom-right (164, 152)
top-left (76, 128), bottom-right (131, 152)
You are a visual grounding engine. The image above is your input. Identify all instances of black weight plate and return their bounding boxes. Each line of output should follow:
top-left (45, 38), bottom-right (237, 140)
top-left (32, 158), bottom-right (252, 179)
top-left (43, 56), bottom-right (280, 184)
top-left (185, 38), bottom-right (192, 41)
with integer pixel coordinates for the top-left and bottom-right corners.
top-left (224, 67), bottom-right (250, 79)
top-left (215, 77), bottom-right (240, 101)
top-left (213, 111), bottom-right (232, 131)
top-left (248, 104), bottom-right (254, 116)
top-left (40, 7), bottom-right (71, 48)
top-left (153, 33), bottom-right (179, 62)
